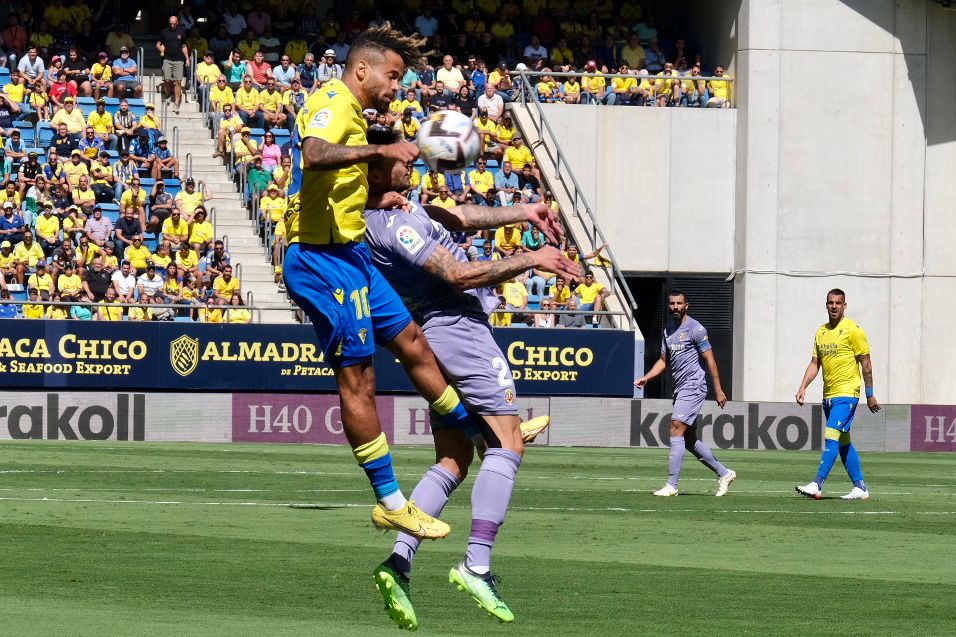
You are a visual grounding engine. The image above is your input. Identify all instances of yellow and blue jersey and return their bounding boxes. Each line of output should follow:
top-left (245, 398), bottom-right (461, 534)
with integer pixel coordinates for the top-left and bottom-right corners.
top-left (286, 79), bottom-right (368, 245)
top-left (813, 317), bottom-right (869, 399)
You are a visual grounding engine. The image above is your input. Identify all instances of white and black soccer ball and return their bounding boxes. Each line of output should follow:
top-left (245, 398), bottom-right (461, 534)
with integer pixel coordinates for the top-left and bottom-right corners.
top-left (416, 110), bottom-right (481, 172)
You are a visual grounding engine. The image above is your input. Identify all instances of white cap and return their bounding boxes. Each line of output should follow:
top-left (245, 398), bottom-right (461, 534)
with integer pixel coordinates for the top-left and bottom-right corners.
top-left (515, 63), bottom-right (528, 72)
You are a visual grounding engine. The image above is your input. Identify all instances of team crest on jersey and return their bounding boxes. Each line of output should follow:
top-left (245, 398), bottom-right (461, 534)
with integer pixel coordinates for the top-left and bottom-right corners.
top-left (309, 108), bottom-right (332, 129)
top-left (358, 328), bottom-right (367, 344)
top-left (678, 332), bottom-right (687, 341)
top-left (396, 226), bottom-right (425, 255)
top-left (504, 388), bottom-right (515, 405)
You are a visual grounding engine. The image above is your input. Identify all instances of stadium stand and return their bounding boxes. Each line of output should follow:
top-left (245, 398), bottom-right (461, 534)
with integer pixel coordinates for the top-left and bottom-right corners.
top-left (0, 1), bottom-right (726, 325)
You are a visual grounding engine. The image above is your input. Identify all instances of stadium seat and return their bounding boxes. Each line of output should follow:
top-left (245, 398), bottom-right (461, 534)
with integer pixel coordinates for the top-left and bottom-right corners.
top-left (37, 122), bottom-right (55, 147)
top-left (0, 68), bottom-right (9, 83)
top-left (14, 121), bottom-right (35, 145)
top-left (99, 203), bottom-right (120, 223)
top-left (139, 177), bottom-right (156, 189)
top-left (105, 150), bottom-right (119, 159)
top-left (272, 129), bottom-right (291, 146)
top-left (248, 127), bottom-right (266, 145)
top-left (143, 232), bottom-right (158, 252)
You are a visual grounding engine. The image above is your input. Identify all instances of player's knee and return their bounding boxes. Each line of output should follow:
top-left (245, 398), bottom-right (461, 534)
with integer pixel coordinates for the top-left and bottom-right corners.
top-left (437, 453), bottom-right (471, 480)
top-left (669, 420), bottom-right (686, 436)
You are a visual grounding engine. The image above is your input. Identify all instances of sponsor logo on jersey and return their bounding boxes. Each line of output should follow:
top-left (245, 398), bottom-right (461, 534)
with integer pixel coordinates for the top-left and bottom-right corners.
top-left (396, 225), bottom-right (425, 255)
top-left (309, 108), bottom-right (332, 129)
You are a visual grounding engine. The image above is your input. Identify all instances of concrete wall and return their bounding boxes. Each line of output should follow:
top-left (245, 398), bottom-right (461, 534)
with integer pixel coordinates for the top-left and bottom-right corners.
top-left (734, 0), bottom-right (956, 403)
top-left (540, 104), bottom-right (737, 273)
top-left (535, 0), bottom-right (956, 403)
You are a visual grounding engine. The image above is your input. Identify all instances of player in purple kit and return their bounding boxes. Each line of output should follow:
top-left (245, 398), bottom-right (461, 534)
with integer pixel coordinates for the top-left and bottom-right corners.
top-left (634, 290), bottom-right (737, 496)
top-left (361, 130), bottom-right (579, 629)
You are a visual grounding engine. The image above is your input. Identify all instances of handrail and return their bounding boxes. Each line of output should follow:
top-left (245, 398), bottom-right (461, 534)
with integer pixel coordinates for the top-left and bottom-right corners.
top-left (514, 72), bottom-right (639, 328)
top-left (210, 205), bottom-right (217, 241)
top-left (136, 47), bottom-right (144, 84)
top-left (171, 126), bottom-right (179, 157)
top-left (189, 50), bottom-right (198, 103)
top-left (513, 69), bottom-right (734, 83)
top-left (185, 153), bottom-right (193, 180)
top-left (1, 298), bottom-right (262, 323)
top-left (245, 290), bottom-right (254, 308)
top-left (235, 262), bottom-right (242, 283)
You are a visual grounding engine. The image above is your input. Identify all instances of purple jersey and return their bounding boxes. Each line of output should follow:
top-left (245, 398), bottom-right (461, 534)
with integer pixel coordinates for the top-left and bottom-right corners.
top-left (662, 316), bottom-right (711, 393)
top-left (363, 203), bottom-right (499, 324)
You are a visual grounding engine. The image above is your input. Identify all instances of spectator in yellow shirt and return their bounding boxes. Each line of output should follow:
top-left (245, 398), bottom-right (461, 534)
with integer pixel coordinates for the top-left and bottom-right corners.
top-left (97, 287), bottom-right (124, 320)
top-left (420, 169), bottom-right (445, 204)
top-left (396, 108), bottom-right (420, 142)
top-left (562, 77), bottom-right (581, 104)
top-left (431, 186), bottom-right (457, 210)
top-left (90, 52), bottom-right (113, 100)
top-left (503, 136), bottom-right (534, 171)
top-left (64, 151), bottom-right (90, 189)
top-left (57, 263), bottom-right (83, 301)
top-left (23, 288), bottom-right (45, 319)
top-left (608, 65), bottom-right (637, 105)
top-left (35, 205), bottom-right (62, 253)
top-left (214, 103), bottom-right (243, 157)
top-left (227, 293), bottom-right (252, 323)
top-left (13, 232), bottom-right (45, 284)
top-left (128, 293), bottom-right (153, 321)
top-left (176, 243), bottom-right (201, 279)
top-left (124, 236), bottom-right (152, 274)
top-left (581, 61), bottom-right (606, 104)
top-left (46, 295), bottom-right (70, 320)
top-left (199, 297), bottom-right (224, 323)
top-left (467, 159), bottom-right (495, 205)
top-left (259, 77), bottom-right (287, 129)
top-left (706, 65), bottom-right (733, 108)
top-left (494, 223), bottom-right (523, 257)
top-left (87, 99), bottom-right (118, 150)
top-left (209, 75), bottom-right (236, 113)
top-left (188, 208), bottom-right (214, 254)
top-left (161, 210), bottom-right (190, 250)
top-left (259, 183), bottom-right (287, 225)
top-left (51, 97), bottom-right (87, 134)
top-left (175, 178), bottom-right (209, 219)
top-left (234, 76), bottom-right (265, 129)
top-left (213, 264), bottom-right (241, 299)
top-left (27, 260), bottom-right (55, 300)
top-left (575, 271), bottom-right (611, 326)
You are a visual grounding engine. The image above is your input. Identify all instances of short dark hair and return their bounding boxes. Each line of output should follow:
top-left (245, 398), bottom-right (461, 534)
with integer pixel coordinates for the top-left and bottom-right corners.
top-left (346, 27), bottom-right (427, 72)
top-left (668, 289), bottom-right (687, 301)
top-left (827, 288), bottom-right (846, 300)
top-left (366, 127), bottom-right (399, 146)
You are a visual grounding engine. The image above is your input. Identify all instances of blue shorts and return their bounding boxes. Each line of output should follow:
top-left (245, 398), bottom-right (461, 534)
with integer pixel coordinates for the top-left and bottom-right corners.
top-left (823, 396), bottom-right (859, 433)
top-left (284, 242), bottom-right (412, 367)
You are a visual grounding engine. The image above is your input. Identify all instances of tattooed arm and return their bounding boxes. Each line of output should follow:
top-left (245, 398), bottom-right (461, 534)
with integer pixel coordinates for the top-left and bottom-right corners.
top-left (422, 244), bottom-right (580, 291)
top-left (424, 201), bottom-right (565, 243)
top-left (300, 137), bottom-right (419, 170)
top-left (423, 203), bottom-right (527, 232)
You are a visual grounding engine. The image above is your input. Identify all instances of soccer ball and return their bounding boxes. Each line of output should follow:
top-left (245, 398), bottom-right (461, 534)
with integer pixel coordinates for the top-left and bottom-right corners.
top-left (416, 110), bottom-right (481, 172)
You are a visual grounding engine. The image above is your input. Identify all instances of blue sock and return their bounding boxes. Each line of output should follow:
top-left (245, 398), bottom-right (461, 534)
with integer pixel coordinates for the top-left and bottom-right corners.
top-left (840, 444), bottom-right (866, 491)
top-left (443, 402), bottom-right (480, 436)
top-left (814, 438), bottom-right (840, 489)
top-left (362, 453), bottom-right (400, 499)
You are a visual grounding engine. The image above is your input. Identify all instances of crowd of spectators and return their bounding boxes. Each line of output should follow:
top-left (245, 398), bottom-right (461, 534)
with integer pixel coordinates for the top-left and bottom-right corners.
top-left (0, 4), bottom-right (249, 322)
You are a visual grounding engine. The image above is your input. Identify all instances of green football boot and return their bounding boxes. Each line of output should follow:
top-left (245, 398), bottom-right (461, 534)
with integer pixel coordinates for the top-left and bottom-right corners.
top-left (448, 561), bottom-right (514, 623)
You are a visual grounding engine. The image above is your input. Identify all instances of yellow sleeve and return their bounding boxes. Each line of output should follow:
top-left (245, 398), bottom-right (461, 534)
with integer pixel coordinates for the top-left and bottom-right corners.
top-left (301, 93), bottom-right (355, 145)
top-left (811, 333), bottom-right (820, 359)
top-left (849, 326), bottom-right (870, 357)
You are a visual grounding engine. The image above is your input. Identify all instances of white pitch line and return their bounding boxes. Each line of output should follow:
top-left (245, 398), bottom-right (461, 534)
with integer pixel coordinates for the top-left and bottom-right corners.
top-left (0, 495), bottom-right (952, 516)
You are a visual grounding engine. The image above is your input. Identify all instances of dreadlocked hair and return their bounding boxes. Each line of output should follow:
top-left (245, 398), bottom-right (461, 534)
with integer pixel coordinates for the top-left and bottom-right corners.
top-left (346, 27), bottom-right (429, 72)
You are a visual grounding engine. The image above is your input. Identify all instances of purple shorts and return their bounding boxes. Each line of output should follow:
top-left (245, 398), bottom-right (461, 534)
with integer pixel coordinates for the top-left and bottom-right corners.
top-left (672, 384), bottom-right (707, 427)
top-left (422, 314), bottom-right (519, 421)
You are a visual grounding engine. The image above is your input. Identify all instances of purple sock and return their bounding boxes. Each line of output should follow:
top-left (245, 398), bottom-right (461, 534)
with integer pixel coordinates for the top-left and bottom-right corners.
top-left (668, 436), bottom-right (685, 488)
top-left (690, 440), bottom-right (729, 477)
top-left (391, 465), bottom-right (460, 577)
top-left (465, 448), bottom-right (522, 571)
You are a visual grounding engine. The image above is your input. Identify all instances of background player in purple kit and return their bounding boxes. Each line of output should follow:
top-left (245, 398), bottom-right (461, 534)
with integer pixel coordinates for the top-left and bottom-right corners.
top-left (634, 290), bottom-right (737, 497)
top-left (361, 133), bottom-right (579, 629)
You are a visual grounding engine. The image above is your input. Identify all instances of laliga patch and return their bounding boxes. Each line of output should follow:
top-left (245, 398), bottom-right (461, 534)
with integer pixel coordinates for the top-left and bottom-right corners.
top-left (504, 389), bottom-right (515, 405)
top-left (309, 108), bottom-right (332, 129)
top-left (396, 226), bottom-right (425, 255)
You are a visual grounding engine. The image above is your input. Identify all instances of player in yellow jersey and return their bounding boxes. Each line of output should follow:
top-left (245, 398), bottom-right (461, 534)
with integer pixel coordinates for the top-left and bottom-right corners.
top-left (795, 289), bottom-right (880, 500)
top-left (284, 27), bottom-right (491, 551)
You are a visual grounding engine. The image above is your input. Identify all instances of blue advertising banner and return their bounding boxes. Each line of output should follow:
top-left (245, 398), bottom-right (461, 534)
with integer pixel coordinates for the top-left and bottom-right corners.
top-left (0, 322), bottom-right (634, 396)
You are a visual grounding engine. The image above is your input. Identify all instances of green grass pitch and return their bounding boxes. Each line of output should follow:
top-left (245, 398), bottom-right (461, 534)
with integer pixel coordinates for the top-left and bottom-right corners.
top-left (0, 441), bottom-right (953, 636)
